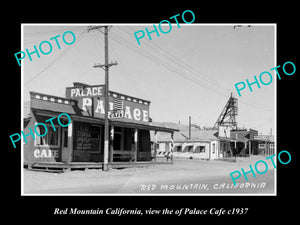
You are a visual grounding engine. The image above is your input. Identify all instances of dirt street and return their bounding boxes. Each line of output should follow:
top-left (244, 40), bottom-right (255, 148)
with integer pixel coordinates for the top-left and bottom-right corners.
top-left (23, 155), bottom-right (276, 195)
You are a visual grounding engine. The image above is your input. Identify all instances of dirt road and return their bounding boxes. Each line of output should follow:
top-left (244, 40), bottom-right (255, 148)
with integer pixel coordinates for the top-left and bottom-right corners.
top-left (23, 155), bottom-right (276, 195)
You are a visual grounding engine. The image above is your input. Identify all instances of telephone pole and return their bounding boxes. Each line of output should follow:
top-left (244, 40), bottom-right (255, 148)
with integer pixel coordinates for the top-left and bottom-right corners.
top-left (88, 26), bottom-right (117, 171)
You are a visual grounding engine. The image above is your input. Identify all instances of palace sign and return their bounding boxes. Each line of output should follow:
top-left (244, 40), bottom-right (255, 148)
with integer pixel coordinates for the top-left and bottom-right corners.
top-left (65, 85), bottom-right (150, 124)
top-left (67, 85), bottom-right (104, 98)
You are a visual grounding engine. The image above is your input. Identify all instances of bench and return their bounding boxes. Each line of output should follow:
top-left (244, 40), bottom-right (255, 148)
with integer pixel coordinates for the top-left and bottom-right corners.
top-left (112, 150), bottom-right (136, 162)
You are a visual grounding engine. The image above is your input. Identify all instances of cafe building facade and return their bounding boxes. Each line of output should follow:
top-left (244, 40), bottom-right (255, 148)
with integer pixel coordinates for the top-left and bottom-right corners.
top-left (23, 82), bottom-right (177, 169)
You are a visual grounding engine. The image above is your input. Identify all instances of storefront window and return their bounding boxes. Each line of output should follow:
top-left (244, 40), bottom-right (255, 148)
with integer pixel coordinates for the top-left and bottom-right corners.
top-left (35, 124), bottom-right (60, 147)
top-left (74, 122), bottom-right (101, 152)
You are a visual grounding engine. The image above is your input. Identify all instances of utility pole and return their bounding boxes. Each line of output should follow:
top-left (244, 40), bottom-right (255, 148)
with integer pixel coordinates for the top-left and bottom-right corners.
top-left (88, 26), bottom-right (117, 171)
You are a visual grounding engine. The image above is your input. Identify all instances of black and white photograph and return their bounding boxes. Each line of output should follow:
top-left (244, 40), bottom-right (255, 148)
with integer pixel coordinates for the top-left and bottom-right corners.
top-left (20, 23), bottom-right (276, 195)
top-left (4, 5), bottom-right (298, 221)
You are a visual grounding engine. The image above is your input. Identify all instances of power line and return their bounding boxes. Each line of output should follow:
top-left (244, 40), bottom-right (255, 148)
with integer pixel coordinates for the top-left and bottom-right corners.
top-left (111, 29), bottom-right (232, 97)
top-left (120, 26), bottom-right (231, 94)
top-left (109, 41), bottom-right (150, 100)
top-left (112, 26), bottom-right (274, 112)
top-left (115, 27), bottom-right (225, 92)
top-left (109, 31), bottom-right (235, 100)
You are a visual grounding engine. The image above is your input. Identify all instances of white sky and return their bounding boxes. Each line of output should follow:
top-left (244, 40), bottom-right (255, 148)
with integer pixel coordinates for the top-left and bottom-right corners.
top-left (22, 24), bottom-right (275, 135)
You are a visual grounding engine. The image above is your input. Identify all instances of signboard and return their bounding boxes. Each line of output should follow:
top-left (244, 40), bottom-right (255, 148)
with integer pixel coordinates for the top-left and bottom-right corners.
top-left (65, 85), bottom-right (104, 98)
top-left (254, 135), bottom-right (271, 141)
top-left (218, 126), bottom-right (231, 138)
top-left (65, 84), bottom-right (150, 124)
top-left (108, 109), bottom-right (124, 119)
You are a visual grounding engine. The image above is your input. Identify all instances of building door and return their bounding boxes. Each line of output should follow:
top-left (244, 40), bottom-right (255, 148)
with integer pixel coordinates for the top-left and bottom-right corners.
top-left (61, 126), bottom-right (70, 162)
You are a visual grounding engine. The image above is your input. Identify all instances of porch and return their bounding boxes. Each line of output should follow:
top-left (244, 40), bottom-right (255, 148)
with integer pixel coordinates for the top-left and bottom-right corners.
top-left (25, 158), bottom-right (173, 173)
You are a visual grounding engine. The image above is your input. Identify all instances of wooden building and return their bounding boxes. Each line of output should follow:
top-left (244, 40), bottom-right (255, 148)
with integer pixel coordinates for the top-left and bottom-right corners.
top-left (253, 135), bottom-right (275, 155)
top-left (23, 83), bottom-right (177, 170)
top-left (151, 129), bottom-right (221, 160)
top-left (230, 129), bottom-right (259, 156)
top-left (151, 125), bottom-right (261, 159)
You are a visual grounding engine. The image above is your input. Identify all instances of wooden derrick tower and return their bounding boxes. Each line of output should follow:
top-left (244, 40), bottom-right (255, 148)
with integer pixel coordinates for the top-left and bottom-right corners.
top-left (213, 93), bottom-right (238, 129)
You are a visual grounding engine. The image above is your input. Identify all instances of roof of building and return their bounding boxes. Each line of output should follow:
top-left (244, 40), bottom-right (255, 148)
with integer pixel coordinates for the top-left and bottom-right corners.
top-left (152, 129), bottom-right (219, 142)
top-left (230, 129), bottom-right (258, 142)
top-left (230, 130), bottom-right (249, 142)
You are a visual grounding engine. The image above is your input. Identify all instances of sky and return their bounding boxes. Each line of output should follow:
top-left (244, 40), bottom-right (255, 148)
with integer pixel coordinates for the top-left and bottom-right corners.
top-left (22, 24), bottom-right (275, 135)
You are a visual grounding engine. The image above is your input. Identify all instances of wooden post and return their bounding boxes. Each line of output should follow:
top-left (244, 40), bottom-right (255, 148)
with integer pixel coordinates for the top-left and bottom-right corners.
top-left (134, 128), bottom-right (138, 162)
top-left (88, 26), bottom-right (118, 171)
top-left (66, 122), bottom-right (73, 163)
top-left (266, 141), bottom-right (268, 155)
top-left (170, 132), bottom-right (174, 164)
top-left (109, 125), bottom-right (114, 163)
top-left (103, 26), bottom-right (110, 171)
top-left (154, 130), bottom-right (158, 162)
top-left (120, 127), bottom-right (124, 150)
top-left (249, 140), bottom-right (251, 155)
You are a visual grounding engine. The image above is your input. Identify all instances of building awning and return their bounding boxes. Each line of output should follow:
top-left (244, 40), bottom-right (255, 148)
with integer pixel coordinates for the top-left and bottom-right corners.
top-left (219, 137), bottom-right (235, 142)
top-left (174, 143), bottom-right (183, 147)
top-left (110, 120), bottom-right (178, 133)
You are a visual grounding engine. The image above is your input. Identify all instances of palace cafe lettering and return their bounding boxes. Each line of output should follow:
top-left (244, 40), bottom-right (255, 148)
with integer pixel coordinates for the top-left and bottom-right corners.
top-left (65, 84), bottom-right (150, 124)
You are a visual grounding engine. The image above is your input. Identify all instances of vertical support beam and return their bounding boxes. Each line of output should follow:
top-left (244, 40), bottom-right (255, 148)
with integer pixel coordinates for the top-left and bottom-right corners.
top-left (134, 128), bottom-right (138, 162)
top-left (103, 26), bottom-right (109, 171)
top-left (68, 122), bottom-right (73, 163)
top-left (249, 140), bottom-right (252, 155)
top-left (120, 127), bottom-right (124, 150)
top-left (229, 141), bottom-right (233, 157)
top-left (109, 125), bottom-right (114, 163)
top-left (208, 142), bottom-right (211, 160)
top-left (170, 132), bottom-right (174, 164)
top-left (61, 121), bottom-right (73, 170)
top-left (88, 26), bottom-right (117, 170)
top-left (264, 141), bottom-right (267, 155)
top-left (234, 140), bottom-right (237, 151)
top-left (154, 130), bottom-right (158, 162)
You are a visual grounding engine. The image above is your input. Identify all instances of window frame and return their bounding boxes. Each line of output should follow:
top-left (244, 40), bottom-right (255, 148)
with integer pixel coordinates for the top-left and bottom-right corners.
top-left (199, 146), bottom-right (206, 153)
top-left (34, 123), bottom-right (61, 148)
